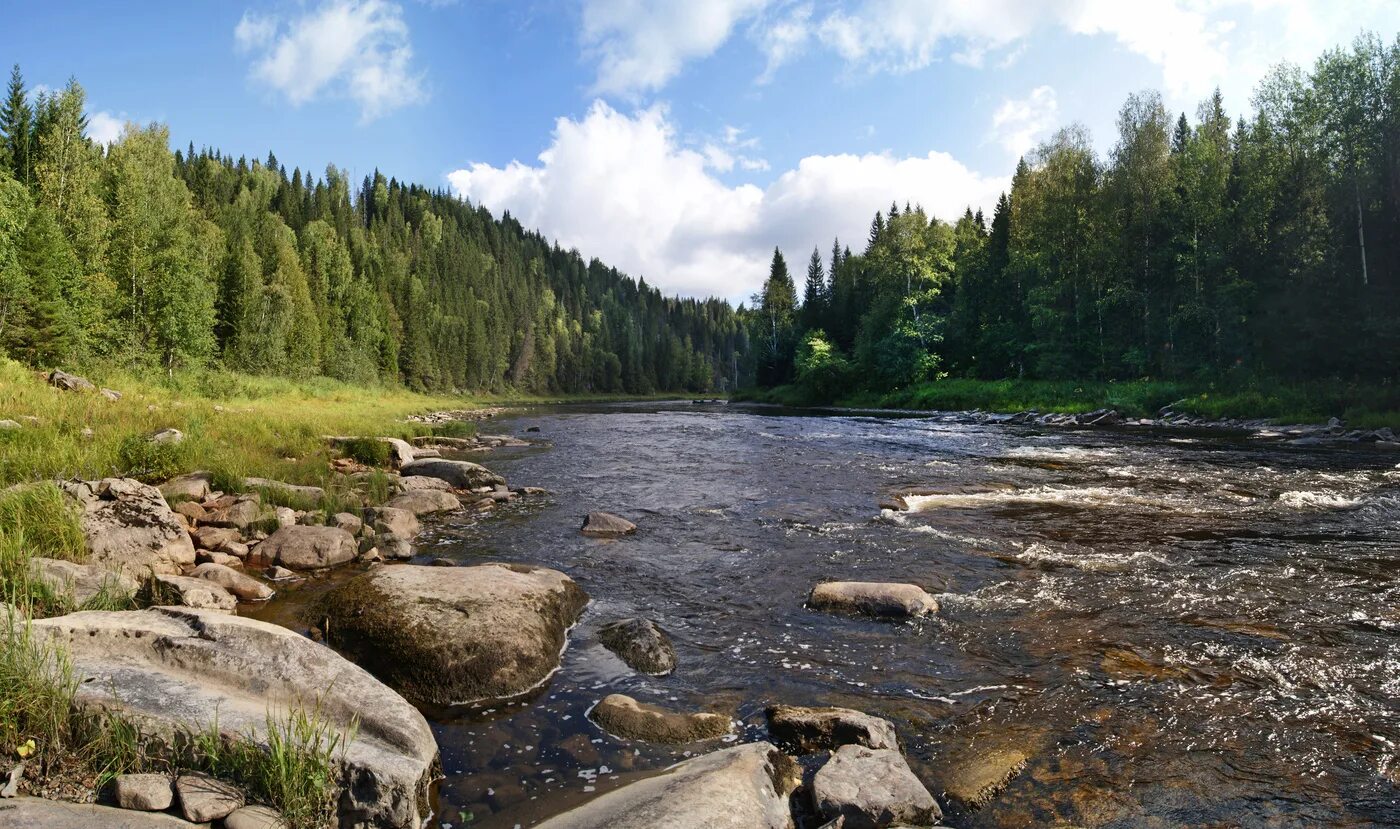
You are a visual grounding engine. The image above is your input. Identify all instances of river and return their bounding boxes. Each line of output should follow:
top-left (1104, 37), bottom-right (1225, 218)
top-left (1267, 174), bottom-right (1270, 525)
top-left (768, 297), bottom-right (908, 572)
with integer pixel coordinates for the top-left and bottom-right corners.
top-left (257, 402), bottom-right (1400, 828)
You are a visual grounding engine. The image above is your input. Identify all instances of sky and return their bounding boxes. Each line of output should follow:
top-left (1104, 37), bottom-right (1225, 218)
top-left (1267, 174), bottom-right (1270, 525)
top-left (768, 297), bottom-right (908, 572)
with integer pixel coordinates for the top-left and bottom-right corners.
top-left (3, 1), bottom-right (1397, 304)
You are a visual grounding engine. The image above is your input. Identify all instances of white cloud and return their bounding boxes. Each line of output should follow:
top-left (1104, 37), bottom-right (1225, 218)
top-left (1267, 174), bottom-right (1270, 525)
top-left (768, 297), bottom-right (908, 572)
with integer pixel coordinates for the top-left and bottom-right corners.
top-left (86, 111), bottom-right (126, 146)
top-left (447, 101), bottom-right (1005, 302)
top-left (991, 85), bottom-right (1058, 158)
top-left (234, 0), bottom-right (425, 122)
top-left (580, 0), bottom-right (771, 96)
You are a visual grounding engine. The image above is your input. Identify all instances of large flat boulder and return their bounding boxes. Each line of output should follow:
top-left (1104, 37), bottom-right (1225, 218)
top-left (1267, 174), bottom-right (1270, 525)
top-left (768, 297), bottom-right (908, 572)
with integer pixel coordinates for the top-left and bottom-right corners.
top-left (60, 478), bottom-right (195, 577)
top-left (0, 797), bottom-right (199, 828)
top-left (397, 458), bottom-right (504, 490)
top-left (159, 472), bottom-right (213, 504)
top-left (258, 525), bottom-right (357, 570)
top-left (319, 563), bottom-right (587, 706)
top-left (30, 608), bottom-right (439, 829)
top-left (202, 494), bottom-right (265, 531)
top-left (533, 742), bottom-right (800, 829)
top-left (807, 582), bottom-right (938, 619)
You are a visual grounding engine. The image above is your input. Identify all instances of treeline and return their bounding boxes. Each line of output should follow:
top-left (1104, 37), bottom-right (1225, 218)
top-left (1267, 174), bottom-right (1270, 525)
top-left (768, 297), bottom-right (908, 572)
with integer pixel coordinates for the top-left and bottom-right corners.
top-left (0, 68), bottom-right (746, 394)
top-left (750, 34), bottom-right (1400, 397)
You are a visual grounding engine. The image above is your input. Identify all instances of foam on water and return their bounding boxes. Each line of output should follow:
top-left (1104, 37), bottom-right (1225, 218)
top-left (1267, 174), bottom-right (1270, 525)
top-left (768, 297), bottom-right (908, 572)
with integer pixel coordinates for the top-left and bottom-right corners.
top-left (1277, 490), bottom-right (1364, 510)
top-left (1014, 542), bottom-right (1173, 572)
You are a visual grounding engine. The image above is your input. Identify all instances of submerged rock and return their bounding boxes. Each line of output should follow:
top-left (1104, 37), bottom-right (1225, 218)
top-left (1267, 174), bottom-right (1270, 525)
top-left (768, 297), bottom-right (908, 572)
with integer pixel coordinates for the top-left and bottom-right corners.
top-left (533, 742), bottom-right (800, 829)
top-left (29, 608), bottom-right (438, 829)
top-left (60, 478), bottom-right (196, 577)
top-left (812, 745), bottom-right (941, 828)
top-left (764, 705), bottom-right (898, 753)
top-left (590, 694), bottom-right (732, 743)
top-left (598, 618), bottom-right (677, 675)
top-left (581, 511), bottom-right (637, 537)
top-left (318, 563), bottom-right (588, 706)
top-left (258, 525), bottom-right (357, 570)
top-left (940, 746), bottom-right (1029, 809)
top-left (397, 458), bottom-right (504, 490)
top-left (807, 581), bottom-right (938, 619)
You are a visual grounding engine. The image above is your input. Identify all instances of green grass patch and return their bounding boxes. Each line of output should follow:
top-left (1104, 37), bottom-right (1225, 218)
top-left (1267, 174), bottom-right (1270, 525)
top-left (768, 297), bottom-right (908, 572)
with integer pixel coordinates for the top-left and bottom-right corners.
top-left (0, 483), bottom-right (86, 562)
top-left (115, 434), bottom-right (188, 484)
top-left (431, 420), bottom-right (477, 439)
top-left (338, 437), bottom-right (391, 468)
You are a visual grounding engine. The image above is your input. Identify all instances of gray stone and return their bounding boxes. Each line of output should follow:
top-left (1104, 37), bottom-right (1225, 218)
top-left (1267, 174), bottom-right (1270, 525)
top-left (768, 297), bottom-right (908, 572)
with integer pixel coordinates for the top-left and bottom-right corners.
top-left (382, 438), bottom-right (417, 469)
top-left (598, 618), bottom-right (677, 675)
top-left (191, 526), bottom-right (241, 551)
top-left (191, 563), bottom-right (272, 602)
top-left (150, 575), bottom-right (237, 612)
top-left (590, 694), bottom-right (732, 744)
top-left (581, 511), bottom-right (636, 537)
top-left (113, 773), bottom-right (174, 811)
top-left (27, 558), bottom-right (138, 608)
top-left (397, 458), bottom-right (504, 490)
top-left (765, 705), bottom-right (898, 753)
top-left (263, 565), bottom-right (298, 581)
top-left (203, 494), bottom-right (264, 531)
top-left (48, 369), bottom-right (95, 392)
top-left (223, 805), bottom-right (287, 829)
top-left (244, 478), bottom-right (326, 507)
top-left (318, 563), bottom-right (587, 706)
top-left (395, 475), bottom-right (454, 493)
top-left (175, 774), bottom-right (242, 822)
top-left (0, 420), bottom-right (19, 430)
top-left (258, 525), bottom-right (357, 570)
top-left (60, 478), bottom-right (196, 577)
top-left (383, 489), bottom-right (460, 516)
top-left (101, 388), bottom-right (122, 401)
top-left (533, 742), bottom-right (800, 829)
top-left (332, 512), bottom-right (363, 535)
top-left (30, 608), bottom-right (438, 829)
top-left (370, 507), bottom-right (420, 539)
top-left (274, 507), bottom-right (297, 528)
top-left (812, 745), bottom-right (941, 829)
top-left (150, 428), bottom-right (184, 445)
top-left (0, 797), bottom-right (201, 827)
top-left (808, 582), bottom-right (938, 619)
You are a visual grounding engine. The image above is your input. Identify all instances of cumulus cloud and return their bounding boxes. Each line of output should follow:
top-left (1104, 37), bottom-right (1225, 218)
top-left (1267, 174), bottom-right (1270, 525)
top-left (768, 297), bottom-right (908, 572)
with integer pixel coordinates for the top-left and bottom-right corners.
top-left (86, 111), bottom-right (126, 146)
top-left (447, 101), bottom-right (1005, 302)
top-left (234, 0), bottom-right (425, 122)
top-left (991, 85), bottom-right (1058, 158)
top-left (580, 0), bottom-right (771, 96)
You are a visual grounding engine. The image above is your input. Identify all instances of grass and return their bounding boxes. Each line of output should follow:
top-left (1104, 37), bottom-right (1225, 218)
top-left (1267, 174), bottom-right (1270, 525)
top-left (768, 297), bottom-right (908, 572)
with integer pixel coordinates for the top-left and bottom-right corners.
top-left (431, 420), bottom-right (477, 439)
top-left (740, 377), bottom-right (1400, 428)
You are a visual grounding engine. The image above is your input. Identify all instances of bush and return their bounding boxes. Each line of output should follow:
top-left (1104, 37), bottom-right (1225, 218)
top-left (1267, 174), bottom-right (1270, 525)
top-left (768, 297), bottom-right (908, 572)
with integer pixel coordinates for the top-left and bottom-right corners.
top-left (794, 331), bottom-right (854, 403)
top-left (340, 437), bottom-right (390, 467)
top-left (116, 434), bottom-right (187, 483)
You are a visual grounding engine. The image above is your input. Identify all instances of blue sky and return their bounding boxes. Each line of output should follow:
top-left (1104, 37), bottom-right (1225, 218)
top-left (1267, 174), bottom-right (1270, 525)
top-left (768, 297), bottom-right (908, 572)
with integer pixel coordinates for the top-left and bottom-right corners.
top-left (4, 1), bottom-right (1397, 302)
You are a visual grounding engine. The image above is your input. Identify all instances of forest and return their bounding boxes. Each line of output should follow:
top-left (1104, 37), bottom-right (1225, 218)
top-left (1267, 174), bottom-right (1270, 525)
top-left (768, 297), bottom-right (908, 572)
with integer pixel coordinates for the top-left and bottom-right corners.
top-left (0, 67), bottom-right (747, 395)
top-left (749, 34), bottom-right (1400, 403)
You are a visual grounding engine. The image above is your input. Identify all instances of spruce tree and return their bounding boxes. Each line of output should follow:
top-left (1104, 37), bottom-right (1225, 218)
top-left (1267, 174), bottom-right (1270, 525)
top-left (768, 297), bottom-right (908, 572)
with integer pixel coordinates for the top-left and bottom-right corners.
top-left (0, 65), bottom-right (33, 185)
top-left (800, 247), bottom-right (827, 333)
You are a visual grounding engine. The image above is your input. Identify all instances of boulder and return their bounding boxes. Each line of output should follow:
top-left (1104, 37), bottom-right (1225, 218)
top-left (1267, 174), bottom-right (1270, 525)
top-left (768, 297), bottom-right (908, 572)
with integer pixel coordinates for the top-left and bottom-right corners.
top-left (397, 458), bottom-right (504, 490)
top-left (48, 369), bottom-right (95, 392)
top-left (263, 565), bottom-right (298, 581)
top-left (764, 705), bottom-right (898, 753)
top-left (173, 501), bottom-right (207, 523)
top-left (101, 387), bottom-right (122, 402)
top-left (377, 536), bottom-right (413, 560)
top-left (598, 618), bottom-right (677, 675)
top-left (28, 557), bottom-right (138, 608)
top-left (149, 574), bottom-right (237, 612)
top-left (0, 797), bottom-right (200, 827)
top-left (590, 694), bottom-right (731, 744)
top-left (192, 526), bottom-right (241, 551)
top-left (332, 512), bottom-right (363, 535)
top-left (113, 773), bottom-right (174, 811)
top-left (274, 506), bottom-right (297, 528)
top-left (259, 525), bottom-right (357, 570)
top-left (224, 805), bottom-right (287, 829)
top-left (395, 475), bottom-right (454, 493)
top-left (30, 608), bottom-right (439, 829)
top-left (318, 563), bottom-right (587, 706)
top-left (244, 478), bottom-right (325, 507)
top-left (811, 745), bottom-right (941, 829)
top-left (581, 511), bottom-right (637, 538)
top-left (196, 550), bottom-right (242, 567)
top-left (0, 420), bottom-right (19, 430)
top-left (203, 494), bottom-right (264, 532)
top-left (191, 563), bottom-right (273, 602)
top-left (382, 438), bottom-right (416, 469)
top-left (175, 773), bottom-right (242, 822)
top-left (533, 742), bottom-right (800, 829)
top-left (807, 582), bottom-right (938, 619)
top-left (383, 490), bottom-right (460, 516)
top-left (59, 478), bottom-right (196, 577)
top-left (150, 428), bottom-right (184, 445)
top-left (370, 507), bottom-right (420, 539)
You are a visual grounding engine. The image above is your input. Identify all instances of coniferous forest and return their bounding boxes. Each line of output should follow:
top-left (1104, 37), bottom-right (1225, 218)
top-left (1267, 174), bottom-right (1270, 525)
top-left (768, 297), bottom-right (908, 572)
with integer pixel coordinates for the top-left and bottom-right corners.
top-left (0, 67), bottom-right (746, 395)
top-left (750, 35), bottom-right (1400, 403)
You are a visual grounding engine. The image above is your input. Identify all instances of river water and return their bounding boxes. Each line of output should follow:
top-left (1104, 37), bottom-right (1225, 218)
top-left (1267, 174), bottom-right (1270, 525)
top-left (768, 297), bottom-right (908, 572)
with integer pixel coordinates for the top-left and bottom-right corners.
top-left (269, 402), bottom-right (1400, 828)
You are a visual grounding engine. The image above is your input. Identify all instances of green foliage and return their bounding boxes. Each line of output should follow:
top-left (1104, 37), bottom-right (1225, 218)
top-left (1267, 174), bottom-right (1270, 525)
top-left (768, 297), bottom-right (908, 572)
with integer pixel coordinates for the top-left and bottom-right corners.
top-left (116, 434), bottom-right (187, 483)
top-left (0, 482), bottom-right (86, 562)
top-left (196, 701), bottom-right (357, 829)
top-left (0, 615), bottom-right (77, 768)
top-left (794, 331), bottom-right (853, 402)
top-left (431, 420), bottom-right (477, 439)
top-left (339, 437), bottom-right (390, 467)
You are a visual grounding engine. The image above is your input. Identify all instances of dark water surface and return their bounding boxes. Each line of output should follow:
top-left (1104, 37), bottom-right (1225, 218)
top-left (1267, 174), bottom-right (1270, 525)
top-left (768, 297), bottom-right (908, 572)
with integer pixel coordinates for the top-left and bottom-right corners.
top-left (275, 403), bottom-right (1400, 828)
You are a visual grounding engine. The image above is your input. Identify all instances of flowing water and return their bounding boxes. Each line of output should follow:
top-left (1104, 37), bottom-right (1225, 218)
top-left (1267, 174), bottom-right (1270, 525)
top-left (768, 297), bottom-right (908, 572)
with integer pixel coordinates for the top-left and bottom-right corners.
top-left (260, 402), bottom-right (1400, 828)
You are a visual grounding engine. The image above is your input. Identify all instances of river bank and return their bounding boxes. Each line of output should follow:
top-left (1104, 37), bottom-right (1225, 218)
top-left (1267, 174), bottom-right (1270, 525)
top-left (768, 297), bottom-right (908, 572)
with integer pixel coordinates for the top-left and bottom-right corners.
top-left (737, 377), bottom-right (1400, 430)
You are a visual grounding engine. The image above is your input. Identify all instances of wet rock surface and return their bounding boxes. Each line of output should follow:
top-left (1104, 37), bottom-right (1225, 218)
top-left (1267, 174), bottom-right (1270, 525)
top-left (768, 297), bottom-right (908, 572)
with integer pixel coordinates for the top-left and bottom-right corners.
top-left (764, 705), bottom-right (898, 753)
top-left (588, 694), bottom-right (731, 743)
top-left (812, 745), bottom-right (942, 828)
top-left (807, 581), bottom-right (939, 619)
top-left (597, 617), bottom-right (676, 675)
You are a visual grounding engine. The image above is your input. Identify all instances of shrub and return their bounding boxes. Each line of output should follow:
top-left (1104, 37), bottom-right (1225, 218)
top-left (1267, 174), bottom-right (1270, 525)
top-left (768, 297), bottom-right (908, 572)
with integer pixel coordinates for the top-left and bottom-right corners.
top-left (340, 437), bottom-right (390, 467)
top-left (116, 434), bottom-right (186, 483)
